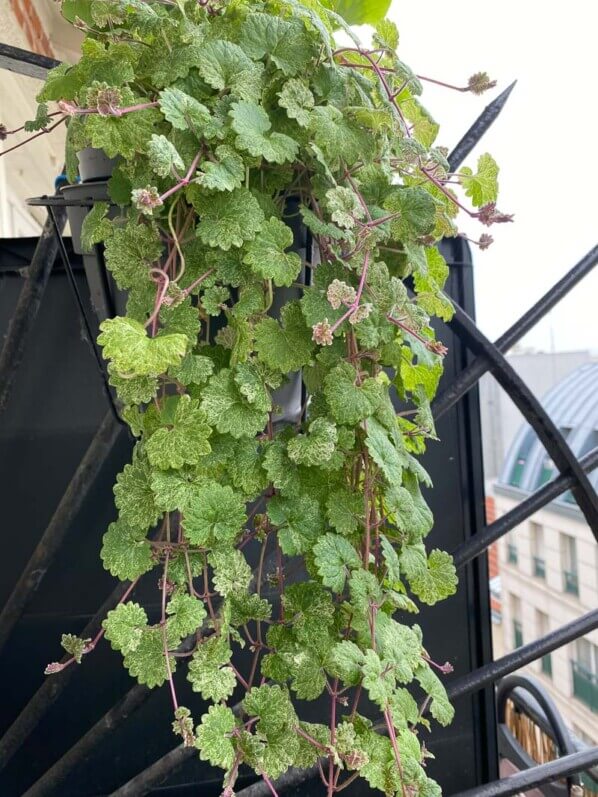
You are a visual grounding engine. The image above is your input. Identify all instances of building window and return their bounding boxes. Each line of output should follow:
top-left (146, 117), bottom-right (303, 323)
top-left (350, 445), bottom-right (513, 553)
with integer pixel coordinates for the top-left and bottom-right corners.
top-left (535, 428), bottom-right (571, 489)
top-left (530, 522), bottom-right (545, 579)
top-left (536, 610), bottom-right (551, 677)
top-left (511, 595), bottom-right (523, 649)
top-left (506, 532), bottom-right (518, 565)
top-left (560, 533), bottom-right (579, 596)
top-left (508, 428), bottom-right (537, 487)
top-left (571, 639), bottom-right (598, 714)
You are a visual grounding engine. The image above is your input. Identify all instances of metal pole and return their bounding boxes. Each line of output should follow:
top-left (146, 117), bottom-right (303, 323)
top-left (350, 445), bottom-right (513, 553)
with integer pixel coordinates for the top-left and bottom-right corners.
top-left (448, 81), bottom-right (517, 171)
top-left (433, 244), bottom-right (598, 420)
top-left (21, 685), bottom-right (149, 797)
top-left (449, 748), bottom-right (598, 797)
top-left (448, 611), bottom-right (598, 701)
top-left (0, 411), bottom-right (121, 656)
top-left (452, 446), bottom-right (598, 569)
top-left (236, 765), bottom-right (320, 797)
top-left (0, 206), bottom-right (66, 413)
top-left (0, 42), bottom-right (60, 79)
top-left (447, 302), bottom-right (598, 534)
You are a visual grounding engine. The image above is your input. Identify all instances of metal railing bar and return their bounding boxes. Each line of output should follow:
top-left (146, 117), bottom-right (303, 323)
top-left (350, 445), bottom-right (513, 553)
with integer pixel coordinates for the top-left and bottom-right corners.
top-left (0, 578), bottom-right (134, 769)
top-left (0, 411), bottom-right (121, 658)
top-left (433, 243), bottom-right (598, 421)
top-left (109, 744), bottom-right (193, 797)
top-left (236, 765), bottom-right (320, 797)
top-left (0, 42), bottom-right (60, 80)
top-left (21, 684), bottom-right (149, 797)
top-left (496, 675), bottom-right (580, 791)
top-left (47, 207), bottom-right (124, 426)
top-left (452, 446), bottom-right (598, 569)
top-left (447, 610), bottom-right (598, 702)
top-left (448, 301), bottom-right (598, 535)
top-left (497, 679), bottom-right (598, 784)
top-left (449, 747), bottom-right (598, 797)
top-left (448, 81), bottom-right (517, 172)
top-left (0, 205), bottom-right (66, 414)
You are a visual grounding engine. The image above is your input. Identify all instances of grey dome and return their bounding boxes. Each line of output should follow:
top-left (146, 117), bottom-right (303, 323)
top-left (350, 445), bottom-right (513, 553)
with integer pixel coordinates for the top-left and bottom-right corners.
top-left (499, 363), bottom-right (598, 507)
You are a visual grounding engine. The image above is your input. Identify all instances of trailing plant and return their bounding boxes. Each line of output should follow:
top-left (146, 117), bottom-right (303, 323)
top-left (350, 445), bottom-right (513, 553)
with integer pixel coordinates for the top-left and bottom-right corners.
top-left (2, 0), bottom-right (512, 794)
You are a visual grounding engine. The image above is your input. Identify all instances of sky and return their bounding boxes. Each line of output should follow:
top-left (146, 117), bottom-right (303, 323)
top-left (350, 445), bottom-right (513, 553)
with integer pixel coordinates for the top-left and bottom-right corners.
top-left (374, 1), bottom-right (598, 354)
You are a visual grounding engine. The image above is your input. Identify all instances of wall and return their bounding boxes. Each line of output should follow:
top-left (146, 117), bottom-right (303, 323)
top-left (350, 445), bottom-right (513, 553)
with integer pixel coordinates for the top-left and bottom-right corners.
top-left (0, 0), bottom-right (81, 234)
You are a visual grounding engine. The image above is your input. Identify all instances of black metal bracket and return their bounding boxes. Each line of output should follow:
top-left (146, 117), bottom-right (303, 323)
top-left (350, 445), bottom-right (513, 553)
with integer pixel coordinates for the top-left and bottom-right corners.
top-left (0, 42), bottom-right (60, 80)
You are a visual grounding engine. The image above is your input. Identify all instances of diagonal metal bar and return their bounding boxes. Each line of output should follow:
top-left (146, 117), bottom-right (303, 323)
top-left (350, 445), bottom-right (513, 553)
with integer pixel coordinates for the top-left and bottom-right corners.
top-left (434, 243), bottom-right (598, 420)
top-left (452, 446), bottom-right (598, 569)
top-left (0, 578), bottom-right (134, 769)
top-left (21, 684), bottom-right (149, 797)
top-left (447, 610), bottom-right (598, 702)
top-left (109, 744), bottom-right (194, 797)
top-left (0, 411), bottom-right (121, 657)
top-left (47, 207), bottom-right (124, 426)
top-left (0, 205), bottom-right (66, 413)
top-left (448, 81), bottom-right (517, 172)
top-left (447, 301), bottom-right (598, 535)
top-left (449, 747), bottom-right (598, 797)
top-left (0, 42), bottom-right (60, 80)
top-left (496, 674), bottom-right (580, 791)
top-left (237, 765), bottom-right (320, 797)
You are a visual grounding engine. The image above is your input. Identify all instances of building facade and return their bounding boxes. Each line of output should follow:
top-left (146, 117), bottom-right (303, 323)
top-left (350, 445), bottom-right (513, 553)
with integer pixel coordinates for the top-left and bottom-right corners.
top-left (491, 363), bottom-right (598, 746)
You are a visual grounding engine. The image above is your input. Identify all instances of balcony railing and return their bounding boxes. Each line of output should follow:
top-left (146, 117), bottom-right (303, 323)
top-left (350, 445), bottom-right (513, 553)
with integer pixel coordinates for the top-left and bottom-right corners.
top-left (533, 556), bottom-right (546, 578)
top-left (572, 662), bottom-right (598, 714)
top-left (564, 569), bottom-right (580, 596)
top-left (508, 543), bottom-right (518, 565)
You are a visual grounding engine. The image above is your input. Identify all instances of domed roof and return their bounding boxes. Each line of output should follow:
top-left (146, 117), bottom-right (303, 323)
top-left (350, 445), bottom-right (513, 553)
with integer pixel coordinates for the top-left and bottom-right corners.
top-left (499, 363), bottom-right (598, 508)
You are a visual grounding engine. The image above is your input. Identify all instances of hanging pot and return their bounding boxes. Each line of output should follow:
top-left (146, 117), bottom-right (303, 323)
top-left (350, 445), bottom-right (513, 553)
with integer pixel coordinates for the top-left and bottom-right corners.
top-left (60, 149), bottom-right (126, 320)
top-left (60, 149), bottom-right (310, 424)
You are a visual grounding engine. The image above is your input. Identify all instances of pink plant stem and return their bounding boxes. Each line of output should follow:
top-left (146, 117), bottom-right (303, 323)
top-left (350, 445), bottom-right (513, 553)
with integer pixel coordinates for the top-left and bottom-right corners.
top-left (386, 315), bottom-right (447, 356)
top-left (333, 47), bottom-right (411, 136)
top-left (159, 150), bottom-right (203, 203)
top-left (296, 726), bottom-right (329, 751)
top-left (74, 101), bottom-right (160, 116)
top-left (145, 269), bottom-right (171, 332)
top-left (261, 773), bottom-right (280, 797)
top-left (416, 75), bottom-right (468, 92)
top-left (384, 706), bottom-right (409, 797)
top-left (4, 111), bottom-right (63, 135)
top-left (327, 677), bottom-right (339, 797)
top-left (161, 552), bottom-right (179, 712)
top-left (0, 116), bottom-right (67, 157)
top-left (182, 268), bottom-right (215, 298)
top-left (329, 251), bottom-right (371, 335)
top-left (419, 166), bottom-right (475, 216)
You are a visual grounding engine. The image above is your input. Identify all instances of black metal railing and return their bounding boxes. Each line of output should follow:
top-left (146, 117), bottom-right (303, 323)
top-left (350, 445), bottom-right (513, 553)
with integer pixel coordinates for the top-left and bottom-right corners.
top-left (0, 42), bottom-right (597, 797)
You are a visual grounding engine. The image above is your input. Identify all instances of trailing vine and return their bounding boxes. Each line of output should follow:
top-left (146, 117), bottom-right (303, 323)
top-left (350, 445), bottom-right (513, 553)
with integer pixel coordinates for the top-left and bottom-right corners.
top-left (2, 0), bottom-right (512, 794)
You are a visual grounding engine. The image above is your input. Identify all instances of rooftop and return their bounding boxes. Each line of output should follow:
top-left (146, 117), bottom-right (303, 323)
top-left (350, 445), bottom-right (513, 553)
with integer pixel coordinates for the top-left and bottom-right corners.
top-left (498, 363), bottom-right (598, 511)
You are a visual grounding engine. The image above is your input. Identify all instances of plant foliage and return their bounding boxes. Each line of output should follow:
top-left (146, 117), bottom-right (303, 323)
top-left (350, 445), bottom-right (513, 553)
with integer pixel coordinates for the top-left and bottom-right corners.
top-left (15, 0), bottom-right (511, 793)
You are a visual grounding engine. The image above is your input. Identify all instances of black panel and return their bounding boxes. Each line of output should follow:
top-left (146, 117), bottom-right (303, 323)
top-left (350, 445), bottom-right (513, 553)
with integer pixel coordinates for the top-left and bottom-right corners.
top-left (0, 237), bottom-right (495, 796)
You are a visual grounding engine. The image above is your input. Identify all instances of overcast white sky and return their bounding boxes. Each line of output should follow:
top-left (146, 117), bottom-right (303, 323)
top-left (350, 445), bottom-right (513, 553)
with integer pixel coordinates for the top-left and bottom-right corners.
top-left (379, 1), bottom-right (597, 353)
